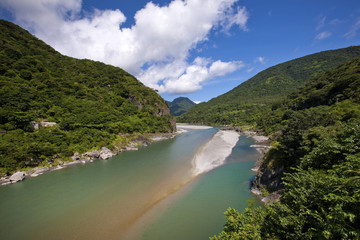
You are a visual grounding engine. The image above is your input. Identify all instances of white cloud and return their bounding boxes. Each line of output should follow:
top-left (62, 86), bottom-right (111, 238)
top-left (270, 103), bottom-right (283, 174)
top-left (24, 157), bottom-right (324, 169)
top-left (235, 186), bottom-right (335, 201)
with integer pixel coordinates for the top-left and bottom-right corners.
top-left (193, 101), bottom-right (202, 104)
top-left (255, 56), bottom-right (266, 64)
top-left (316, 16), bottom-right (326, 30)
top-left (138, 57), bottom-right (244, 94)
top-left (246, 67), bottom-right (255, 73)
top-left (344, 19), bottom-right (360, 39)
top-left (209, 60), bottom-right (243, 77)
top-left (0, 0), bottom-right (249, 93)
top-left (329, 18), bottom-right (343, 25)
top-left (315, 31), bottom-right (332, 40)
top-left (220, 6), bottom-right (249, 32)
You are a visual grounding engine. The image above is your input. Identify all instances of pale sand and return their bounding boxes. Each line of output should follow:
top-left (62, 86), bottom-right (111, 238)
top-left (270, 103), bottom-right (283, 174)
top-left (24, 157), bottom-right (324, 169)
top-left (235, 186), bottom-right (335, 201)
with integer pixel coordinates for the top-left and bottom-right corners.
top-left (176, 124), bottom-right (213, 130)
top-left (193, 130), bottom-right (239, 175)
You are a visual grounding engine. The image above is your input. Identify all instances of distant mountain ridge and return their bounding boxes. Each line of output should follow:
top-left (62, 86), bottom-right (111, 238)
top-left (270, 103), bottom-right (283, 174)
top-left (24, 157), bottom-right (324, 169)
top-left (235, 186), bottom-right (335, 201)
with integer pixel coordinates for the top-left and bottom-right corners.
top-left (167, 97), bottom-right (196, 116)
top-left (178, 46), bottom-right (360, 125)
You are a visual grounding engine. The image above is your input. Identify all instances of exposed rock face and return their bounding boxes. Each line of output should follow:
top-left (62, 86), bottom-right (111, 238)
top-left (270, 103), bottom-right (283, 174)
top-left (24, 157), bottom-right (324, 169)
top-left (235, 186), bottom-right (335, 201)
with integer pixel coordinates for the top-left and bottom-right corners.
top-left (132, 135), bottom-right (151, 145)
top-left (170, 118), bottom-right (177, 132)
top-left (128, 95), bottom-right (176, 132)
top-left (129, 96), bottom-right (143, 110)
top-left (100, 147), bottom-right (114, 160)
top-left (71, 152), bottom-right (80, 161)
top-left (9, 171), bottom-right (26, 182)
top-left (252, 166), bottom-right (284, 192)
top-left (155, 102), bottom-right (170, 116)
top-left (83, 150), bottom-right (100, 159)
top-left (251, 155), bottom-right (285, 203)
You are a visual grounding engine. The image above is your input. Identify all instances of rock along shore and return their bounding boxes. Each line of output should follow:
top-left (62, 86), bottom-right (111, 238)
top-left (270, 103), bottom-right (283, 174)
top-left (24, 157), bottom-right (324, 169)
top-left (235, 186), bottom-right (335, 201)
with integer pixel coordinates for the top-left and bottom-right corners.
top-left (0, 132), bottom-right (177, 187)
top-left (222, 126), bottom-right (280, 203)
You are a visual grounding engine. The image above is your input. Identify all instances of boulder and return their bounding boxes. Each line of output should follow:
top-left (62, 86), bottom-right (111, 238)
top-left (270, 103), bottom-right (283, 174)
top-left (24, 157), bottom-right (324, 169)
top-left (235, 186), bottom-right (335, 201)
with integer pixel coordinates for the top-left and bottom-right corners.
top-left (71, 152), bottom-right (80, 161)
top-left (100, 147), bottom-right (114, 160)
top-left (0, 177), bottom-right (11, 186)
top-left (9, 171), bottom-right (26, 182)
top-left (85, 150), bottom-right (100, 159)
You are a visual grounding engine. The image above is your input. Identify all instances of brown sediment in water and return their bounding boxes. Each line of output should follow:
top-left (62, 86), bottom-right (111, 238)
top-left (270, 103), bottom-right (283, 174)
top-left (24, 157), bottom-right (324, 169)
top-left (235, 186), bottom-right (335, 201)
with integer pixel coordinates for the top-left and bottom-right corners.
top-left (110, 177), bottom-right (196, 240)
top-left (25, 160), bottom-right (196, 240)
top-left (72, 159), bottom-right (197, 240)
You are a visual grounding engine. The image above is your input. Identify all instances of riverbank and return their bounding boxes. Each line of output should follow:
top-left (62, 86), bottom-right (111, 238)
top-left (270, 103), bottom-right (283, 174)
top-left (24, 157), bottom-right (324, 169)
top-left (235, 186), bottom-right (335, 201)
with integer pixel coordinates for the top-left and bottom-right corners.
top-left (246, 136), bottom-right (282, 203)
top-left (222, 126), bottom-right (277, 202)
top-left (1, 125), bottom-right (216, 187)
top-left (0, 132), bottom-right (178, 187)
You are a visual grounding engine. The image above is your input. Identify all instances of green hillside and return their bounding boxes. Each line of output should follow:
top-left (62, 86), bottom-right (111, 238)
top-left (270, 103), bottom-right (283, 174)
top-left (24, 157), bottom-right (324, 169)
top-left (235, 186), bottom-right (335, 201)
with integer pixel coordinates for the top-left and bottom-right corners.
top-left (167, 97), bottom-right (196, 116)
top-left (0, 20), bottom-right (175, 174)
top-left (213, 57), bottom-right (360, 239)
top-left (178, 46), bottom-right (360, 125)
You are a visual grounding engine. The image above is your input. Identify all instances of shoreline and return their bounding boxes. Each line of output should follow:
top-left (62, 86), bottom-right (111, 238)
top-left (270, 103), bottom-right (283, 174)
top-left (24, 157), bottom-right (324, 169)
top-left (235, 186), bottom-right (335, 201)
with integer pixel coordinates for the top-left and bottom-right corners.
top-left (0, 132), bottom-right (179, 187)
top-left (192, 129), bottom-right (239, 176)
top-left (241, 131), bottom-right (282, 204)
top-left (223, 126), bottom-right (276, 203)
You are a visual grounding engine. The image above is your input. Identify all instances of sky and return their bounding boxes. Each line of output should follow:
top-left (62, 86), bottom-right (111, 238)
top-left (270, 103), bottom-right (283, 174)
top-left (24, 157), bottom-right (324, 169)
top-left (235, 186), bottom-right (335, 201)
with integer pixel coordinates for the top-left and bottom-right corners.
top-left (0, 0), bottom-right (359, 103)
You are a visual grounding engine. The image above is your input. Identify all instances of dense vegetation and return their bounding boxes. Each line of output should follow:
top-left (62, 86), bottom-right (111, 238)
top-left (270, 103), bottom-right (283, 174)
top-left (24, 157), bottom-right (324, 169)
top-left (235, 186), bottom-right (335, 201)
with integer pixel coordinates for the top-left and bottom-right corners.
top-left (178, 46), bottom-right (360, 125)
top-left (0, 20), bottom-right (175, 175)
top-left (167, 97), bottom-right (196, 116)
top-left (212, 57), bottom-right (360, 239)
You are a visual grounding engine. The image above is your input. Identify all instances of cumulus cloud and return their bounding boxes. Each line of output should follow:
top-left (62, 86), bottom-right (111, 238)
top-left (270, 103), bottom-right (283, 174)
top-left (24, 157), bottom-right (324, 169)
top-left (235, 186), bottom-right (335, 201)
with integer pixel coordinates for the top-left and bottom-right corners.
top-left (0, 0), bottom-right (249, 93)
top-left (138, 57), bottom-right (244, 94)
top-left (315, 31), bottom-right (332, 40)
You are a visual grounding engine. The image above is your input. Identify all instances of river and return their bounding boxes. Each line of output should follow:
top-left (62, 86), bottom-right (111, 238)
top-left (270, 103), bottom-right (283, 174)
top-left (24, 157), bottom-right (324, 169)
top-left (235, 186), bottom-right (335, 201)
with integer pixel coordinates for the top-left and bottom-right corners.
top-left (0, 126), bottom-right (261, 240)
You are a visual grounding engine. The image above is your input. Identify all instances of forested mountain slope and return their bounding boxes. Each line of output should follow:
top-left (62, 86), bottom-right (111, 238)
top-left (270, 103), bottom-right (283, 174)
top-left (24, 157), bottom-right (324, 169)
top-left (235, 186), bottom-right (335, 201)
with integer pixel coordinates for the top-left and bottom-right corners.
top-left (213, 57), bottom-right (360, 239)
top-left (0, 20), bottom-right (175, 174)
top-left (167, 97), bottom-right (196, 116)
top-left (179, 46), bottom-right (360, 125)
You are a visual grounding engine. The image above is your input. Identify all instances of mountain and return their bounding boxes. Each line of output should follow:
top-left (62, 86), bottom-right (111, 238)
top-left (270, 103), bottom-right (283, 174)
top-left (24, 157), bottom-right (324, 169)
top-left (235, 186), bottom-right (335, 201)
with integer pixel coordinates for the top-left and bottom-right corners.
top-left (167, 97), bottom-right (196, 116)
top-left (178, 46), bottom-right (360, 125)
top-left (213, 57), bottom-right (360, 240)
top-left (0, 20), bottom-right (175, 173)
top-left (254, 56), bottom-right (360, 191)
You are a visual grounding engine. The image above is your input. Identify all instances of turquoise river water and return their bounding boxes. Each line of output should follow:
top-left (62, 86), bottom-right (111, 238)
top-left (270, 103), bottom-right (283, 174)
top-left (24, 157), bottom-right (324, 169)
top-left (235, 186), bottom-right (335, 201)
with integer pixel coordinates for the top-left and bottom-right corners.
top-left (0, 127), bottom-right (260, 240)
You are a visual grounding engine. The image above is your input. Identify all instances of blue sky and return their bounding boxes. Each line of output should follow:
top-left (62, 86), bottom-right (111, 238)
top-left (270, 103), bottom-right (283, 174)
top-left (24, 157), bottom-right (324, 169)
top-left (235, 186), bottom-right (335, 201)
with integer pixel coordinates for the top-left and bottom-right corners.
top-left (1, 0), bottom-right (359, 103)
